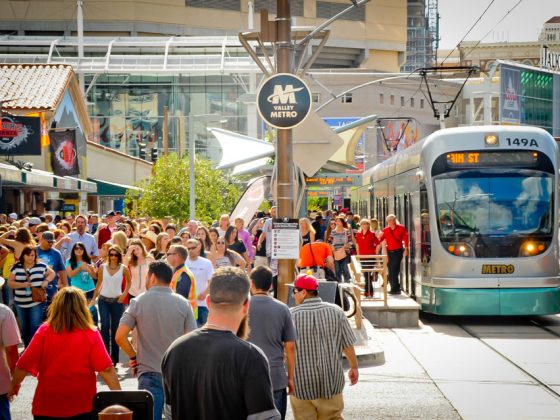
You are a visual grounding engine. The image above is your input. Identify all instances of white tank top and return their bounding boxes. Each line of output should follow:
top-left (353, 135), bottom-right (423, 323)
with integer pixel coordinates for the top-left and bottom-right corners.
top-left (100, 264), bottom-right (125, 298)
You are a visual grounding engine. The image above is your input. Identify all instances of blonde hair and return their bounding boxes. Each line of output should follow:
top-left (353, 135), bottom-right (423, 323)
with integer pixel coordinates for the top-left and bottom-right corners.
top-left (46, 287), bottom-right (94, 333)
top-left (111, 231), bottom-right (128, 254)
top-left (299, 218), bottom-right (316, 234)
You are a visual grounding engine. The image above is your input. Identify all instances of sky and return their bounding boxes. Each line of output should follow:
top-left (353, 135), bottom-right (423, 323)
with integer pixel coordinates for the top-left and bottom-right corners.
top-left (438, 0), bottom-right (560, 50)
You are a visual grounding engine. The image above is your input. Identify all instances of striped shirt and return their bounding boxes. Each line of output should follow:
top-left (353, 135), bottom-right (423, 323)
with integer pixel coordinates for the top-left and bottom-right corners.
top-left (290, 297), bottom-right (356, 400)
top-left (11, 262), bottom-right (49, 308)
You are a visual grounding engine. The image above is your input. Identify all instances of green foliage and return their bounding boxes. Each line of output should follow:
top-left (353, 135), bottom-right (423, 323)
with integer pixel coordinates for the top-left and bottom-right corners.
top-left (307, 197), bottom-right (328, 212)
top-left (125, 153), bottom-right (240, 225)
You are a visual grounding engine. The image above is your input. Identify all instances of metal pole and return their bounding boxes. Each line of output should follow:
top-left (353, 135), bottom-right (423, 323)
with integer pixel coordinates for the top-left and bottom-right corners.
top-left (77, 0), bottom-right (85, 94)
top-left (276, 0), bottom-right (294, 303)
top-left (163, 106), bottom-right (169, 155)
top-left (189, 116), bottom-right (195, 220)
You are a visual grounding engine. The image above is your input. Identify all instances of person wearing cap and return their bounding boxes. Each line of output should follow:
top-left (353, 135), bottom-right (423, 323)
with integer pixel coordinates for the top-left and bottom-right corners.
top-left (7, 213), bottom-right (17, 224)
top-left (289, 273), bottom-right (359, 419)
top-left (60, 215), bottom-right (100, 263)
top-left (378, 214), bottom-right (409, 295)
top-left (27, 217), bottom-right (41, 238)
top-left (97, 211), bottom-right (118, 252)
top-left (162, 267), bottom-right (280, 420)
top-left (247, 266), bottom-right (296, 420)
top-left (36, 231), bottom-right (68, 310)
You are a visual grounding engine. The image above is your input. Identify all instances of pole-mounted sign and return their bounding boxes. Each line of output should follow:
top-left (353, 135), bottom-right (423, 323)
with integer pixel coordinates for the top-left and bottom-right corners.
top-left (257, 73), bottom-right (311, 129)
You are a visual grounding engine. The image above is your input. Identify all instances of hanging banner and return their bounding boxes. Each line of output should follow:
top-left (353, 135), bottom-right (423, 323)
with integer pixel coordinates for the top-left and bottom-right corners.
top-left (230, 176), bottom-right (271, 226)
top-left (500, 64), bottom-right (521, 124)
top-left (49, 129), bottom-right (80, 176)
top-left (0, 116), bottom-right (41, 155)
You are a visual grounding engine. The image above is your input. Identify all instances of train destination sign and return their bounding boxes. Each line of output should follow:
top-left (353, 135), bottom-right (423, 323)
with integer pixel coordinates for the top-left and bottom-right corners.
top-left (305, 173), bottom-right (361, 187)
top-left (257, 73), bottom-right (311, 129)
top-left (446, 151), bottom-right (538, 167)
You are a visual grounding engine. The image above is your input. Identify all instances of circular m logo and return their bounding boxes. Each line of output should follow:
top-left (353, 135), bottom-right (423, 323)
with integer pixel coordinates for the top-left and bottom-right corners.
top-left (257, 73), bottom-right (311, 129)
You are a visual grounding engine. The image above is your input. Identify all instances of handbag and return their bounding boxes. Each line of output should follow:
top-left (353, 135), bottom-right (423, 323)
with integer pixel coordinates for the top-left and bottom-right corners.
top-left (31, 287), bottom-right (47, 303)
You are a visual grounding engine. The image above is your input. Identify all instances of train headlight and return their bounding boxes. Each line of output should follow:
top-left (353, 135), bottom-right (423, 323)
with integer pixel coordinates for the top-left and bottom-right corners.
top-left (484, 133), bottom-right (499, 147)
top-left (446, 242), bottom-right (474, 257)
top-left (519, 241), bottom-right (547, 257)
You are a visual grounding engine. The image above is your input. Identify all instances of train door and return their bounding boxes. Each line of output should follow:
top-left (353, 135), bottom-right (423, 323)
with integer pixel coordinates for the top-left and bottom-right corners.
top-left (419, 182), bottom-right (431, 298)
top-left (403, 193), bottom-right (413, 297)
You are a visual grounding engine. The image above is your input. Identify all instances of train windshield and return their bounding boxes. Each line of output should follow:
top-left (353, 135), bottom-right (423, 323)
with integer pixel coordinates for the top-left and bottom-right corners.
top-left (434, 169), bottom-right (554, 258)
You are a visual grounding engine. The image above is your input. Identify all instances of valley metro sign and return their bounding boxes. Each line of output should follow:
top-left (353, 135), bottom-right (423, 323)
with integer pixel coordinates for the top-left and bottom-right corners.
top-left (257, 73), bottom-right (312, 129)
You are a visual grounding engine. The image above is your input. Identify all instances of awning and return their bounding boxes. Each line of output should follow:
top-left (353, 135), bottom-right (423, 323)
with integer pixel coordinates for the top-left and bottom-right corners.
top-left (88, 178), bottom-right (142, 196)
top-left (0, 163), bottom-right (24, 185)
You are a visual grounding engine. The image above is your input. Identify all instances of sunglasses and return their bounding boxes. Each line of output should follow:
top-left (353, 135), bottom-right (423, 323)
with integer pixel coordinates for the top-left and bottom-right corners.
top-left (109, 253), bottom-right (119, 257)
top-left (216, 241), bottom-right (226, 245)
top-left (75, 247), bottom-right (84, 251)
top-left (292, 288), bottom-right (302, 295)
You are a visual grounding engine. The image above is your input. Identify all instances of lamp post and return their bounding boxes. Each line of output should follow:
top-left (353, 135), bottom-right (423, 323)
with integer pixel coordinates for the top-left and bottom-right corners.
top-left (187, 113), bottom-right (223, 220)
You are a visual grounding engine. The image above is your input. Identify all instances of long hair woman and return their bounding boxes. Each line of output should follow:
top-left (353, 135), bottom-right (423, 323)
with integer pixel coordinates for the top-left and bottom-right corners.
top-left (8, 245), bottom-right (54, 347)
top-left (111, 231), bottom-right (128, 255)
top-left (66, 242), bottom-right (98, 323)
top-left (224, 226), bottom-right (250, 270)
top-left (8, 287), bottom-right (121, 418)
top-left (124, 238), bottom-right (154, 300)
top-left (196, 226), bottom-right (213, 253)
top-left (299, 217), bottom-right (316, 247)
top-left (151, 232), bottom-right (170, 261)
top-left (89, 245), bottom-right (131, 365)
top-left (0, 227), bottom-right (35, 260)
top-left (329, 216), bottom-right (357, 283)
top-left (210, 237), bottom-right (246, 270)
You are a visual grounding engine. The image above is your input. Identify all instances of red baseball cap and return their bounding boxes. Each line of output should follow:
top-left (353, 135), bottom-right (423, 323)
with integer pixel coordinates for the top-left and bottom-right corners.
top-left (294, 274), bottom-right (318, 291)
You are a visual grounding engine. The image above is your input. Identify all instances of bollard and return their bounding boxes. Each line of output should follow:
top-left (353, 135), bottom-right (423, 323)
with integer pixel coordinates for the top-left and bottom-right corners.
top-left (98, 404), bottom-right (133, 420)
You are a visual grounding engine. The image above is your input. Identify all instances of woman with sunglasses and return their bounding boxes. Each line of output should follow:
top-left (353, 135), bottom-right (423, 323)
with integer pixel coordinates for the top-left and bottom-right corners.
top-left (66, 242), bottom-right (98, 322)
top-left (210, 238), bottom-right (246, 270)
top-left (329, 216), bottom-right (358, 283)
top-left (89, 245), bottom-right (131, 365)
top-left (324, 219), bottom-right (337, 243)
top-left (8, 245), bottom-right (55, 347)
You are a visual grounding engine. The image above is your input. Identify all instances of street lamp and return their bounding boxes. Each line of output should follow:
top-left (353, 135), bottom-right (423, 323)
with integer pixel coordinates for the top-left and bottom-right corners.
top-left (187, 113), bottom-right (225, 220)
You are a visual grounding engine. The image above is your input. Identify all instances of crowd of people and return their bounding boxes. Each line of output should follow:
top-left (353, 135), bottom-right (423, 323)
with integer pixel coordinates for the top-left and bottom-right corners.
top-left (0, 207), bottom-right (409, 419)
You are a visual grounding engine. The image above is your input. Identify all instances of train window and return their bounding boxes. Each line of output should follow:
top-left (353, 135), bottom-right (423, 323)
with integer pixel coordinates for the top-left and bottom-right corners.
top-left (420, 183), bottom-right (431, 264)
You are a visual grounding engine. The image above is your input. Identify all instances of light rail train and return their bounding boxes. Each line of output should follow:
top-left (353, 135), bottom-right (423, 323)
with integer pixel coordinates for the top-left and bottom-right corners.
top-left (351, 125), bottom-right (560, 315)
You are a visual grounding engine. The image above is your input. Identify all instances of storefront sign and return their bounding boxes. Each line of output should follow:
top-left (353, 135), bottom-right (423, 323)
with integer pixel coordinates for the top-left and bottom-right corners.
top-left (0, 116), bottom-right (41, 155)
top-left (305, 173), bottom-right (361, 187)
top-left (540, 45), bottom-right (560, 72)
top-left (307, 190), bottom-right (333, 198)
top-left (271, 218), bottom-right (300, 259)
top-left (257, 73), bottom-right (311, 129)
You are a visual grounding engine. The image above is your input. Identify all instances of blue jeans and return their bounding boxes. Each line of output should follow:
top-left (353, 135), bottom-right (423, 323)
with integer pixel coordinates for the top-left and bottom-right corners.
top-left (0, 393), bottom-right (11, 420)
top-left (98, 298), bottom-right (124, 365)
top-left (85, 290), bottom-right (98, 325)
top-left (335, 257), bottom-right (351, 283)
top-left (15, 302), bottom-right (45, 347)
top-left (138, 372), bottom-right (163, 420)
top-left (196, 306), bottom-right (208, 327)
top-left (273, 389), bottom-right (287, 420)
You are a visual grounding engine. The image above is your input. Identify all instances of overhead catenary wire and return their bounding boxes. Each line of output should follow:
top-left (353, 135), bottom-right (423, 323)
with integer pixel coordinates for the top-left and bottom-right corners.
top-left (441, 0), bottom-right (497, 65)
top-left (462, 0), bottom-right (524, 59)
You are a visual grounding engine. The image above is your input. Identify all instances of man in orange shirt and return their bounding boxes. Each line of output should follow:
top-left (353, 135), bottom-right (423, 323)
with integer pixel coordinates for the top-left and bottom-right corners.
top-left (298, 240), bottom-right (335, 280)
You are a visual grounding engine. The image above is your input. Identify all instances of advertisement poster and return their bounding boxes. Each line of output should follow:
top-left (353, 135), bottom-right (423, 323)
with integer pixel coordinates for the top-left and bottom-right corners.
top-left (500, 64), bottom-right (521, 124)
top-left (0, 116), bottom-right (41, 155)
top-left (49, 129), bottom-right (80, 176)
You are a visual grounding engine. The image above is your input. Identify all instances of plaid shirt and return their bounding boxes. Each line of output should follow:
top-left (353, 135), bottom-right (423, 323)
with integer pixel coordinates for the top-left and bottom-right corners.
top-left (290, 297), bottom-right (356, 400)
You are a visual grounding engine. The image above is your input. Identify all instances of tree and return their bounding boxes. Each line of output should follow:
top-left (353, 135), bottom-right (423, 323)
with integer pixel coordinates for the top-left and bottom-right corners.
top-left (125, 153), bottom-right (240, 225)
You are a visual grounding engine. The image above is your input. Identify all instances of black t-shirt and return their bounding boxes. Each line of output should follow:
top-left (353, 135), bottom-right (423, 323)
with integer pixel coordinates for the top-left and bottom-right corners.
top-left (162, 329), bottom-right (279, 420)
top-left (228, 240), bottom-right (247, 255)
top-left (255, 229), bottom-right (267, 257)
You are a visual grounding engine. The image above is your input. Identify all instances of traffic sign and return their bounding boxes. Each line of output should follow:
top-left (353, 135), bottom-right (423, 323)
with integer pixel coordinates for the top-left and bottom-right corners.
top-left (257, 73), bottom-right (311, 129)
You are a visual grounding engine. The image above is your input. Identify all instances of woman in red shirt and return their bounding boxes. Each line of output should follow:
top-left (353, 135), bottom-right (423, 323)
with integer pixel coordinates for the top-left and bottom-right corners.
top-left (8, 287), bottom-right (121, 418)
top-left (355, 219), bottom-right (381, 298)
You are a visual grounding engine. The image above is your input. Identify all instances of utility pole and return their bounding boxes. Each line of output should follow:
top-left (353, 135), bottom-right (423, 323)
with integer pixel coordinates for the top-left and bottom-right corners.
top-left (275, 0), bottom-right (295, 303)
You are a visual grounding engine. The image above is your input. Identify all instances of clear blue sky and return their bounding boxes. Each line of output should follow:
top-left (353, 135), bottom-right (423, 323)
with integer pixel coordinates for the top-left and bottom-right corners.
top-left (438, 0), bottom-right (560, 49)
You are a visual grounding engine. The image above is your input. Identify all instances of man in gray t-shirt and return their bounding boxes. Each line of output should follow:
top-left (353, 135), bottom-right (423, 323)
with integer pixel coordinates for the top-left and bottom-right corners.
top-left (247, 266), bottom-right (297, 420)
top-left (116, 261), bottom-right (197, 420)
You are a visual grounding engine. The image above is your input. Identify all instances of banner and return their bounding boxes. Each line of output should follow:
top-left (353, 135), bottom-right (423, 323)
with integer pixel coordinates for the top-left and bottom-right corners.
top-left (0, 116), bottom-right (41, 155)
top-left (49, 129), bottom-right (80, 176)
top-left (230, 176), bottom-right (271, 226)
top-left (500, 64), bottom-right (521, 124)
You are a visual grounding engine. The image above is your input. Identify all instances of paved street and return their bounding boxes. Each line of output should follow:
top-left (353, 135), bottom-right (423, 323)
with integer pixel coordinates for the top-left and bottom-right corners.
top-left (10, 314), bottom-right (560, 419)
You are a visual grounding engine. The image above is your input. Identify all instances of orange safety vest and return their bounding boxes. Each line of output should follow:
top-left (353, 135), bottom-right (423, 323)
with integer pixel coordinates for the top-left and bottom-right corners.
top-left (170, 265), bottom-right (198, 318)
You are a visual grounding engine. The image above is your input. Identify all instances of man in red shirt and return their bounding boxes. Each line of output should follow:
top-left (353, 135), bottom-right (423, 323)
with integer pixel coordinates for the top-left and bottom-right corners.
top-left (378, 214), bottom-right (409, 295)
top-left (97, 211), bottom-right (118, 252)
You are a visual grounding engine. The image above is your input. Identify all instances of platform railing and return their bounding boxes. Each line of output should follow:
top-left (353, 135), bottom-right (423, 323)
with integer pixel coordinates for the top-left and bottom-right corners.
top-left (350, 255), bottom-right (388, 307)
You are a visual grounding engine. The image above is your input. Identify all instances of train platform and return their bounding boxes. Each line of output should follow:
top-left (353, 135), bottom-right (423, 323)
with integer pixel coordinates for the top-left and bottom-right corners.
top-left (349, 315), bottom-right (385, 364)
top-left (360, 291), bottom-right (421, 328)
